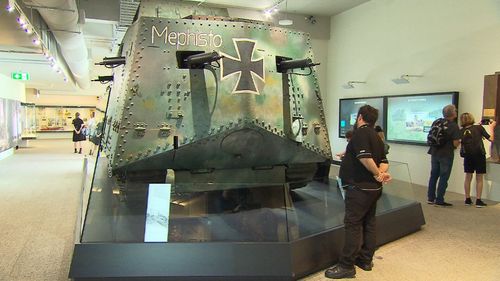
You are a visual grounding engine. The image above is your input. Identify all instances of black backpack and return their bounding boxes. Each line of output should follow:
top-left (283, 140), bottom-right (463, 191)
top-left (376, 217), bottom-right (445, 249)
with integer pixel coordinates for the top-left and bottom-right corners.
top-left (427, 118), bottom-right (449, 147)
top-left (460, 126), bottom-right (482, 157)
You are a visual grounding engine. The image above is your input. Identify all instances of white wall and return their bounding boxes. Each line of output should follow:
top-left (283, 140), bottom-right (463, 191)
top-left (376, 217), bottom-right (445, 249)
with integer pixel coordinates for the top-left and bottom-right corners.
top-left (25, 89), bottom-right (98, 107)
top-left (326, 0), bottom-right (500, 195)
top-left (0, 74), bottom-right (26, 102)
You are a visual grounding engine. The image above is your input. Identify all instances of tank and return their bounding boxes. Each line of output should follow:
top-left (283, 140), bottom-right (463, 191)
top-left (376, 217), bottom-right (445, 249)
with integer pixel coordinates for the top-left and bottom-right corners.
top-left (99, 0), bottom-right (332, 190)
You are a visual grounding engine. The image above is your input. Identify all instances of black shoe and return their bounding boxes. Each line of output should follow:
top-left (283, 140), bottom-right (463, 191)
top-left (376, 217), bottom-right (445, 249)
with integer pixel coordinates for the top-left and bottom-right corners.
top-left (476, 199), bottom-right (487, 208)
top-left (355, 259), bottom-right (373, 271)
top-left (435, 202), bottom-right (453, 207)
top-left (74, 149), bottom-right (77, 153)
top-left (427, 199), bottom-right (435, 205)
top-left (465, 198), bottom-right (472, 206)
top-left (325, 264), bottom-right (356, 279)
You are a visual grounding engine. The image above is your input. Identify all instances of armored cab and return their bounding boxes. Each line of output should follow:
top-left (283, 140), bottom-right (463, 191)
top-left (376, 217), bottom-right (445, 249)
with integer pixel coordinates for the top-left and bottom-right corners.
top-left (101, 0), bottom-right (332, 188)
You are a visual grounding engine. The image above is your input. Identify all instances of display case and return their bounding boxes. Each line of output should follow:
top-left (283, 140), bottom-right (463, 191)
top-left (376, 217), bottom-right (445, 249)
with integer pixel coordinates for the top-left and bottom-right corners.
top-left (20, 103), bottom-right (36, 139)
top-left (35, 106), bottom-right (96, 132)
top-left (71, 156), bottom-right (425, 280)
top-left (0, 98), bottom-right (21, 153)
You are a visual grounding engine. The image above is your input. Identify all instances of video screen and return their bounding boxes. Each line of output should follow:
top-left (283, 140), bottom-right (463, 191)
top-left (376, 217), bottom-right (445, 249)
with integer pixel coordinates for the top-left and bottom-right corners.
top-left (386, 92), bottom-right (458, 144)
top-left (339, 97), bottom-right (385, 137)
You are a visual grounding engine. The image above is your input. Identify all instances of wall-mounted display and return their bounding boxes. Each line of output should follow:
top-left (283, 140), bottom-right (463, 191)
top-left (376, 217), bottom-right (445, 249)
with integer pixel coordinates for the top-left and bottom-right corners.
top-left (339, 97), bottom-right (385, 137)
top-left (0, 98), bottom-right (21, 153)
top-left (35, 106), bottom-right (96, 132)
top-left (386, 92), bottom-right (459, 145)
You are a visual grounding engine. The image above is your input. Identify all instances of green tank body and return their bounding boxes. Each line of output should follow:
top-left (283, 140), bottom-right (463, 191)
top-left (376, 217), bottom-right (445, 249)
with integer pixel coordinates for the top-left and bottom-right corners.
top-left (101, 0), bottom-right (332, 188)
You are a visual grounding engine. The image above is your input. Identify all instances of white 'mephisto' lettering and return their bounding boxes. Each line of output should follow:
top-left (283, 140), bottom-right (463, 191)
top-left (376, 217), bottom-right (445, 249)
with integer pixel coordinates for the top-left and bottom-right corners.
top-left (151, 25), bottom-right (223, 49)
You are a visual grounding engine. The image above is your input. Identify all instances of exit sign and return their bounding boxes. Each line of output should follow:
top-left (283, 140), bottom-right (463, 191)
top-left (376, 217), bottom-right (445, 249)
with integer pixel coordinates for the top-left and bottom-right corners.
top-left (11, 72), bottom-right (30, 81)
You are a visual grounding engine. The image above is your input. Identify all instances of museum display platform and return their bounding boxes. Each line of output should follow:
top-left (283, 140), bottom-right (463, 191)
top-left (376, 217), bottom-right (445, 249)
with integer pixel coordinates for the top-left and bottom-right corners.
top-left (69, 159), bottom-right (425, 280)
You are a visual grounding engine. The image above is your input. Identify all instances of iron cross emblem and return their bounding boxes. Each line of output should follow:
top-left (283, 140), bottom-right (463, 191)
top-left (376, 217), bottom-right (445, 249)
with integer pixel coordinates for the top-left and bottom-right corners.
top-left (221, 39), bottom-right (265, 94)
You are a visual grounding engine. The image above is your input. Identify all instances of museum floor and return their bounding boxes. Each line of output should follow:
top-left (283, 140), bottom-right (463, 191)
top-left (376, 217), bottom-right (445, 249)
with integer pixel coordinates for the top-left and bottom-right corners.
top-left (0, 139), bottom-right (499, 281)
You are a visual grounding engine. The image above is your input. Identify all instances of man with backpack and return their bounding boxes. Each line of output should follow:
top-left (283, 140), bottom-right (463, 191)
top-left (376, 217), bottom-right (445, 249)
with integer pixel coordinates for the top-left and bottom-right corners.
top-left (459, 112), bottom-right (494, 207)
top-left (427, 104), bottom-right (460, 207)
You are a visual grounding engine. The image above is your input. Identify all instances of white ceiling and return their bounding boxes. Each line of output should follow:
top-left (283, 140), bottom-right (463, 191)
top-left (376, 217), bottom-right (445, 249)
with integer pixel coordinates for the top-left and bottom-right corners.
top-left (194, 0), bottom-right (369, 16)
top-left (0, 0), bottom-right (369, 96)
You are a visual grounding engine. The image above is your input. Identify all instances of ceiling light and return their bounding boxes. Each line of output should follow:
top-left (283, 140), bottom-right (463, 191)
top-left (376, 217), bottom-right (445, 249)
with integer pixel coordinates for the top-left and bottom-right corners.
top-left (17, 17), bottom-right (25, 25)
top-left (6, 4), bottom-right (14, 12)
top-left (24, 27), bottom-right (32, 34)
top-left (278, 0), bottom-right (293, 26)
top-left (279, 19), bottom-right (293, 26)
top-left (392, 74), bottom-right (423, 84)
top-left (32, 38), bottom-right (40, 45)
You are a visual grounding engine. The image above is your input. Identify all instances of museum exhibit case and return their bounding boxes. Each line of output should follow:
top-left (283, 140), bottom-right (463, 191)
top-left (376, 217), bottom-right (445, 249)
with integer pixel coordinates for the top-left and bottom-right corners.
top-left (72, 158), bottom-right (424, 280)
top-left (0, 97), bottom-right (21, 153)
top-left (69, 1), bottom-right (425, 280)
top-left (20, 103), bottom-right (37, 144)
top-left (35, 106), bottom-right (96, 132)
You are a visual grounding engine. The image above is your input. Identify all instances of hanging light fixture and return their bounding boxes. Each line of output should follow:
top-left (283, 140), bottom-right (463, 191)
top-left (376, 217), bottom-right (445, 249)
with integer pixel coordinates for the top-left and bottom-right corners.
top-left (278, 0), bottom-right (293, 26)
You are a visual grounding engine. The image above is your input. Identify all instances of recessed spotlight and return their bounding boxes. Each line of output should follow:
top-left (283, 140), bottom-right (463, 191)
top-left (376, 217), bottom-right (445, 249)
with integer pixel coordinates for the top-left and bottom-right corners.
top-left (6, 4), bottom-right (14, 12)
top-left (32, 38), bottom-right (40, 45)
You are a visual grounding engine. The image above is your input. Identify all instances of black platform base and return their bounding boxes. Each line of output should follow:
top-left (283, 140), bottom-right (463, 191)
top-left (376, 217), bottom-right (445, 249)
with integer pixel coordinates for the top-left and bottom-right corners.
top-left (70, 202), bottom-right (425, 281)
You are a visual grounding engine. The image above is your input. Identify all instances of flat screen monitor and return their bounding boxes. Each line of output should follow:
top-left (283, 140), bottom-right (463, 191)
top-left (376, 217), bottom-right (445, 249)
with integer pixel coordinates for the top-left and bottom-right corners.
top-left (339, 97), bottom-right (385, 138)
top-left (386, 92), bottom-right (459, 145)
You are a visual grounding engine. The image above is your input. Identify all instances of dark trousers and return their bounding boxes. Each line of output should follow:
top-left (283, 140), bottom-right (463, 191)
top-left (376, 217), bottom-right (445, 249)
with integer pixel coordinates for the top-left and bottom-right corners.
top-left (339, 186), bottom-right (382, 269)
top-left (427, 155), bottom-right (453, 203)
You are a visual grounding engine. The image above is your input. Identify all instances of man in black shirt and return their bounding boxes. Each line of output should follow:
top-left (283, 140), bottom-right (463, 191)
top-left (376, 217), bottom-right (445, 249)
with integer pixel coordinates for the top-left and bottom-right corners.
top-left (427, 104), bottom-right (460, 207)
top-left (325, 105), bottom-right (391, 279)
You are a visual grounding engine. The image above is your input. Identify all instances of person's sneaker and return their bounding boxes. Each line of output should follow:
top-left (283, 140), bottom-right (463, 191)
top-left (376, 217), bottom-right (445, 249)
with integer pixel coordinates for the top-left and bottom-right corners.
top-left (476, 199), bottom-right (487, 208)
top-left (465, 198), bottom-right (472, 206)
top-left (427, 199), bottom-right (435, 205)
top-left (354, 259), bottom-right (374, 271)
top-left (435, 202), bottom-right (453, 207)
top-left (325, 264), bottom-right (356, 279)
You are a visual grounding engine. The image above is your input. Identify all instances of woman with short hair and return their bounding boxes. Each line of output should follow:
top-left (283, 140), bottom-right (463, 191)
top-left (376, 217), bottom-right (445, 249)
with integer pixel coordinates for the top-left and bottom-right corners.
top-left (459, 112), bottom-right (494, 207)
top-left (72, 112), bottom-right (86, 154)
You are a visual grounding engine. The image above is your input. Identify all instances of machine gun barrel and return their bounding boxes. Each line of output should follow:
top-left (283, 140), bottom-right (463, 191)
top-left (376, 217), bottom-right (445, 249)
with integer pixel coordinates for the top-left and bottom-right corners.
top-left (95, 57), bottom-right (126, 66)
top-left (185, 51), bottom-right (223, 68)
top-left (277, 58), bottom-right (320, 73)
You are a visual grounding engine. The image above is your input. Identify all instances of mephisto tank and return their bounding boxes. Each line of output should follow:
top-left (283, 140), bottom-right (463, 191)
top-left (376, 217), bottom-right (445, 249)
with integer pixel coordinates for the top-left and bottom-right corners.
top-left (99, 0), bottom-right (332, 189)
